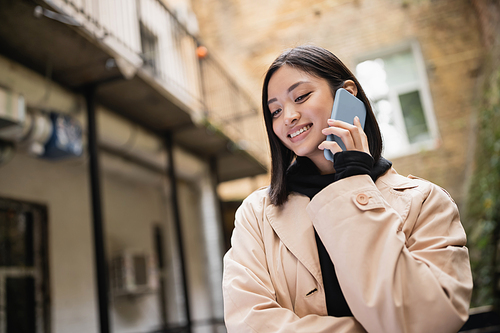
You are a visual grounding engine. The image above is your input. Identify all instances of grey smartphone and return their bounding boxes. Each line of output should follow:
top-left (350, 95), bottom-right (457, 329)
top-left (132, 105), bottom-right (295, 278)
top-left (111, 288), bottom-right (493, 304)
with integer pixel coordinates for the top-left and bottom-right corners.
top-left (324, 88), bottom-right (367, 162)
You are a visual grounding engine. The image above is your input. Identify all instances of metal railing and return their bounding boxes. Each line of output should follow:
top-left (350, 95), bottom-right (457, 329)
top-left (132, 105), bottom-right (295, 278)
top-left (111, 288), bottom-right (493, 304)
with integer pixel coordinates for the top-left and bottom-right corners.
top-left (48, 0), bottom-right (266, 161)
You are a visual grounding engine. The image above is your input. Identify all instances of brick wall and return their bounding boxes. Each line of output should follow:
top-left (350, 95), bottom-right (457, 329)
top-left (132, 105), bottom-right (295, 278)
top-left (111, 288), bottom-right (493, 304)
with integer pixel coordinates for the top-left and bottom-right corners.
top-left (192, 0), bottom-right (485, 209)
top-left (471, 0), bottom-right (500, 48)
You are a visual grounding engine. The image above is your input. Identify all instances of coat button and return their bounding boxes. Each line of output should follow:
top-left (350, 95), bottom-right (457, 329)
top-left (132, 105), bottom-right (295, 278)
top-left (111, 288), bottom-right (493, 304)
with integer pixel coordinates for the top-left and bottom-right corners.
top-left (356, 193), bottom-right (369, 205)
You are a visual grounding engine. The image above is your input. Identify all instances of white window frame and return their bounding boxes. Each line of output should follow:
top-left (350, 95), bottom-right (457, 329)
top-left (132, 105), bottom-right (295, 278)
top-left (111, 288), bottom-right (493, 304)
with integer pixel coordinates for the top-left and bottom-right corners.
top-left (355, 40), bottom-right (440, 158)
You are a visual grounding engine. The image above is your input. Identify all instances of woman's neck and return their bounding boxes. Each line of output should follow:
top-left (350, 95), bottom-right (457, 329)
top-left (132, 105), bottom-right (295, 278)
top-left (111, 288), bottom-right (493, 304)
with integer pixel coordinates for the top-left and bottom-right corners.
top-left (308, 152), bottom-right (336, 175)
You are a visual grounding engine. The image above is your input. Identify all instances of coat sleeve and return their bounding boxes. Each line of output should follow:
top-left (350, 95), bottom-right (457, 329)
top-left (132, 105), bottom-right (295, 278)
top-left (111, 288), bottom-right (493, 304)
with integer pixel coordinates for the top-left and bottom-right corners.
top-left (223, 191), bottom-right (365, 333)
top-left (307, 174), bottom-right (473, 333)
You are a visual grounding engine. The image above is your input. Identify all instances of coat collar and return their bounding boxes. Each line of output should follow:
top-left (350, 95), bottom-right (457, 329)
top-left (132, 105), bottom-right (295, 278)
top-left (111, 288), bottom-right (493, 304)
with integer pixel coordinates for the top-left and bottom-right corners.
top-left (375, 167), bottom-right (419, 190)
top-left (265, 193), bottom-right (323, 285)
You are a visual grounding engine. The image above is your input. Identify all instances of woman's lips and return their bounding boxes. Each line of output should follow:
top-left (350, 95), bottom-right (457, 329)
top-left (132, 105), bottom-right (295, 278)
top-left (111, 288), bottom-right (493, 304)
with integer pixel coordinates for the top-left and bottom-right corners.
top-left (288, 124), bottom-right (312, 141)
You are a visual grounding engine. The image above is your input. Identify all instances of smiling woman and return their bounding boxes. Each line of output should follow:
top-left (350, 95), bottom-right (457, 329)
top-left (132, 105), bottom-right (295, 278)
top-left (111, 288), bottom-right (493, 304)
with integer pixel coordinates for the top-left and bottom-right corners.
top-left (222, 45), bottom-right (473, 333)
top-left (263, 46), bottom-right (382, 206)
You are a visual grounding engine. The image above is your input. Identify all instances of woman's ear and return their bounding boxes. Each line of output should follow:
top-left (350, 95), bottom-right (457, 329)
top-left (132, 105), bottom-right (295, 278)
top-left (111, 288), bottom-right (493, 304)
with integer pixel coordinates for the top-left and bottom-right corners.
top-left (342, 80), bottom-right (358, 97)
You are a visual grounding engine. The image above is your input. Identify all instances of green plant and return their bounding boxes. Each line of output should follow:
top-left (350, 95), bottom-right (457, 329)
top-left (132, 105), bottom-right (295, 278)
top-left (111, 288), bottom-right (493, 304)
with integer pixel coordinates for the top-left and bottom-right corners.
top-left (465, 54), bottom-right (500, 307)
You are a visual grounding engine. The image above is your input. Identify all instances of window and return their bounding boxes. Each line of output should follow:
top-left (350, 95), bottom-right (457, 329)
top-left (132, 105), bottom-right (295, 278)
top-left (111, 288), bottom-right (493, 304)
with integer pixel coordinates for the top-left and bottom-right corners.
top-left (0, 198), bottom-right (49, 333)
top-left (140, 21), bottom-right (159, 76)
top-left (356, 42), bottom-right (438, 158)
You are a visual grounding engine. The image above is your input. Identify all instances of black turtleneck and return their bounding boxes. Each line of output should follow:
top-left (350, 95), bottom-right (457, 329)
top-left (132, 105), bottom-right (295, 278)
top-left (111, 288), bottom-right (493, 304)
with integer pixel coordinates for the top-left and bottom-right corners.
top-left (286, 151), bottom-right (392, 317)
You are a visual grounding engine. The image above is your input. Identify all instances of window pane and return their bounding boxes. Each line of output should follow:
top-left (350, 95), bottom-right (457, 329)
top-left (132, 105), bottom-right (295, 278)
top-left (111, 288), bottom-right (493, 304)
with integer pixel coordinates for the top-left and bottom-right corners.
top-left (373, 99), bottom-right (407, 156)
top-left (6, 277), bottom-right (36, 333)
top-left (140, 22), bottom-right (159, 75)
top-left (383, 50), bottom-right (419, 88)
top-left (134, 255), bottom-right (147, 286)
top-left (0, 210), bottom-right (34, 267)
top-left (399, 90), bottom-right (430, 144)
top-left (355, 59), bottom-right (389, 100)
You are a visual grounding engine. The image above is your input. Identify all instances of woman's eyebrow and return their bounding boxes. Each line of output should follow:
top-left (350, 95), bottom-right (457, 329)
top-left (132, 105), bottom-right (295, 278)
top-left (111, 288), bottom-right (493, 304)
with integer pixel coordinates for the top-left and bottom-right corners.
top-left (288, 81), bottom-right (309, 93)
top-left (267, 97), bottom-right (278, 105)
top-left (267, 81), bottom-right (311, 105)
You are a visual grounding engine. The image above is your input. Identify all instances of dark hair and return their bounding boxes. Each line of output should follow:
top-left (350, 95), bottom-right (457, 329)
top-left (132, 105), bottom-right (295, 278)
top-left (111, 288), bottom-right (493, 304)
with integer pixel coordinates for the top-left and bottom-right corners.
top-left (262, 45), bottom-right (383, 206)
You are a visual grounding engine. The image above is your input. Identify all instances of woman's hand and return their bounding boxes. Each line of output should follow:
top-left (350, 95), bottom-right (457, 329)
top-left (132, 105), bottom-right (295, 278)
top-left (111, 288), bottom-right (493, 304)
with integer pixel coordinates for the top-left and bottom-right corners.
top-left (318, 116), bottom-right (371, 156)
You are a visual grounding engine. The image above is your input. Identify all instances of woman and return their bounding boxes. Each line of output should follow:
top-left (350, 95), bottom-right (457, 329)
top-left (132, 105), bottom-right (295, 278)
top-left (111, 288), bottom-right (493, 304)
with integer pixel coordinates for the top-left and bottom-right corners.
top-left (223, 45), bottom-right (472, 332)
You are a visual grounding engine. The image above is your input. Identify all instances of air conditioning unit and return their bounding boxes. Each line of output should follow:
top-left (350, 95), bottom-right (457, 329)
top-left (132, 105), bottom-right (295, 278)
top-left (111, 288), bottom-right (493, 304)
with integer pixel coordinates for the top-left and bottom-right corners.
top-left (0, 87), bottom-right (25, 130)
top-left (111, 252), bottom-right (158, 296)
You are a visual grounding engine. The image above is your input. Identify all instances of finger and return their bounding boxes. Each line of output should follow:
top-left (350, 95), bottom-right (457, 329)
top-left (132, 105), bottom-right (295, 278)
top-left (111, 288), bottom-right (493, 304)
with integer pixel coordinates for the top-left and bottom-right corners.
top-left (353, 116), bottom-right (370, 154)
top-left (322, 126), bottom-right (355, 150)
top-left (349, 116), bottom-right (365, 150)
top-left (354, 116), bottom-right (362, 129)
top-left (318, 140), bottom-right (342, 155)
top-left (327, 119), bottom-right (356, 130)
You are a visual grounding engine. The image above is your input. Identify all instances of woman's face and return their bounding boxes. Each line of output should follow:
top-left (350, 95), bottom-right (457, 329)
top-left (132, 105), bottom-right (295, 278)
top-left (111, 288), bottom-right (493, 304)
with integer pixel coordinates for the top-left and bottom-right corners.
top-left (267, 65), bottom-right (334, 164)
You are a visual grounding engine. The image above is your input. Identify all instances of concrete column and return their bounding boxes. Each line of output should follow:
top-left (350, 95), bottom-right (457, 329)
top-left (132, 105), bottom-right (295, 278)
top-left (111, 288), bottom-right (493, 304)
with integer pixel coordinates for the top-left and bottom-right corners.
top-left (198, 171), bottom-right (225, 322)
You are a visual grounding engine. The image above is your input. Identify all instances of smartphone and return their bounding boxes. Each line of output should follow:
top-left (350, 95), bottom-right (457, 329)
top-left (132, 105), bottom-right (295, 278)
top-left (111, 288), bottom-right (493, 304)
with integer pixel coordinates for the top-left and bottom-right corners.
top-left (324, 88), bottom-right (367, 162)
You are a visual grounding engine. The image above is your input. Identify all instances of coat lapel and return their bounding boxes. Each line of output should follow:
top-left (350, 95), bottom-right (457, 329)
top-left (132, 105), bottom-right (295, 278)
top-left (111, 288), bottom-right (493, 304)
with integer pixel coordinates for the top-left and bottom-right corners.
top-left (265, 193), bottom-right (323, 285)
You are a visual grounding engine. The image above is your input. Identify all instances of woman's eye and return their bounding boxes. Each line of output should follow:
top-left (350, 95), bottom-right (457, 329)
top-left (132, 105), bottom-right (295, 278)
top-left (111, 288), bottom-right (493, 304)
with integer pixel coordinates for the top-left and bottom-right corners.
top-left (295, 92), bottom-right (311, 103)
top-left (272, 108), bottom-right (282, 118)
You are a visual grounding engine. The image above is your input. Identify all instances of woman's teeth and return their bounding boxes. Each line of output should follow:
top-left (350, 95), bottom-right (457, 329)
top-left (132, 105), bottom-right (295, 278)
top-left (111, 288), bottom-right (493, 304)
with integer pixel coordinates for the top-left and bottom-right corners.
top-left (289, 125), bottom-right (311, 138)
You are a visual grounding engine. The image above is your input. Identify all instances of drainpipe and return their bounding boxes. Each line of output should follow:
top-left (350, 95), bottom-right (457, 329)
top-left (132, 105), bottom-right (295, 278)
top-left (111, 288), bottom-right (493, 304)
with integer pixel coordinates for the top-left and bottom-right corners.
top-left (153, 225), bottom-right (168, 327)
top-left (85, 85), bottom-right (111, 333)
top-left (165, 132), bottom-right (192, 333)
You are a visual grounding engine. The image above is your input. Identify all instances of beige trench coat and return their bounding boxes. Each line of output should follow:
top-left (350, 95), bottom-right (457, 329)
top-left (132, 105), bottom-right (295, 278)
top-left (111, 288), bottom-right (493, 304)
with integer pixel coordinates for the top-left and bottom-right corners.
top-left (223, 168), bottom-right (473, 333)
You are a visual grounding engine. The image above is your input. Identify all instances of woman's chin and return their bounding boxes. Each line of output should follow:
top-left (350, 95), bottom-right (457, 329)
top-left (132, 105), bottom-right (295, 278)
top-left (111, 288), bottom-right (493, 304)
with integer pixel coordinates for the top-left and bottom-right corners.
top-left (293, 149), bottom-right (323, 161)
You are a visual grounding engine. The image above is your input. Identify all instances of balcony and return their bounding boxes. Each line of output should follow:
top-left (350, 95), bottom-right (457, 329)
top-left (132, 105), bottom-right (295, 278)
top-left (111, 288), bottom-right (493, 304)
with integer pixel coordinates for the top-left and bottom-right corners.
top-left (0, 0), bottom-right (266, 182)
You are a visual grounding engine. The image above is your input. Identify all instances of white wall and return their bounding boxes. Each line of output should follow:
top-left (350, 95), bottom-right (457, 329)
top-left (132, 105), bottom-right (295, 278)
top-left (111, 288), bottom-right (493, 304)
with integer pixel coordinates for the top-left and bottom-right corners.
top-left (0, 153), bottom-right (98, 332)
top-left (102, 159), bottom-right (166, 333)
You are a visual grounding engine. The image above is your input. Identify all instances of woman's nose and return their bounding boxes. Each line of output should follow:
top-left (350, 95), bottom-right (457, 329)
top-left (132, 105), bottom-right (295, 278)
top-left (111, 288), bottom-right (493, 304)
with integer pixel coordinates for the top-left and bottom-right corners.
top-left (284, 107), bottom-right (300, 126)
